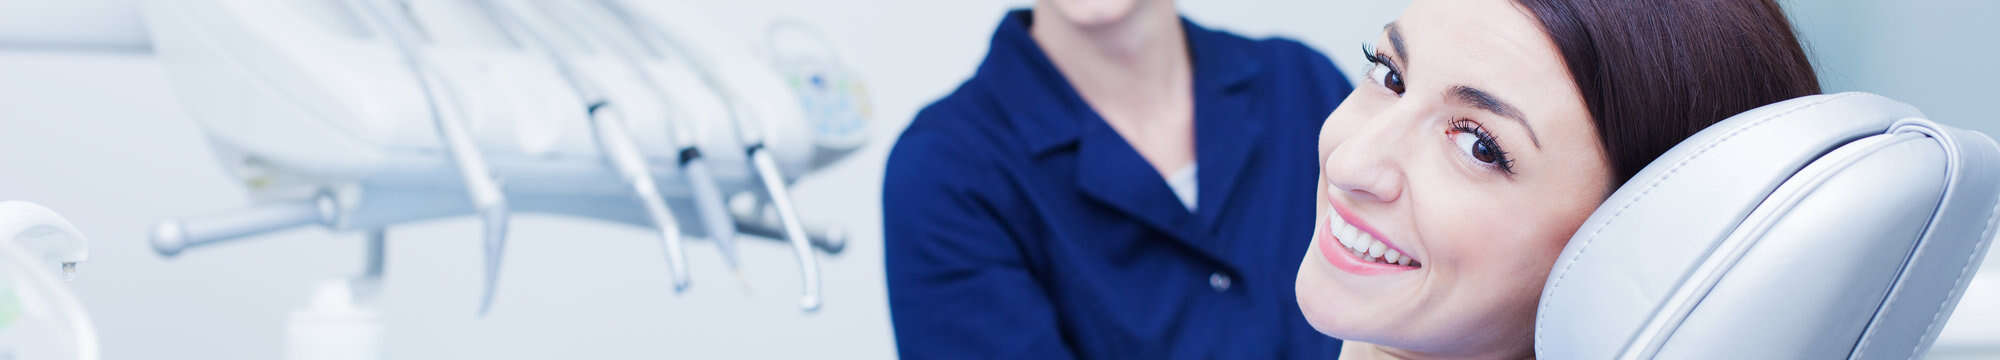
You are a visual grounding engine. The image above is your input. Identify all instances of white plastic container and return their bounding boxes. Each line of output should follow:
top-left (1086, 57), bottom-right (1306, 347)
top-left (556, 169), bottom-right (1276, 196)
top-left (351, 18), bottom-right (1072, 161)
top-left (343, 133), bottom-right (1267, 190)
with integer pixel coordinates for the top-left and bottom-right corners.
top-left (0, 201), bottom-right (97, 360)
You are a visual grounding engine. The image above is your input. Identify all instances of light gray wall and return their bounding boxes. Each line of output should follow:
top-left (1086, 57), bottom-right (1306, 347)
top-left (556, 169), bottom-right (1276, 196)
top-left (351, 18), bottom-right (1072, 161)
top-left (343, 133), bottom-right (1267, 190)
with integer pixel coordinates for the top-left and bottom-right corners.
top-left (1785, 0), bottom-right (2000, 138)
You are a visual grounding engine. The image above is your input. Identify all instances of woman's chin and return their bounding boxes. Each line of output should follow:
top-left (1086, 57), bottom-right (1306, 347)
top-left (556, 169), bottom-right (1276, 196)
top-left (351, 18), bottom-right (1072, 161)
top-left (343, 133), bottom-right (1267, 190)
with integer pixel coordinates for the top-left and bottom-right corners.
top-left (1297, 254), bottom-right (1378, 342)
top-left (1297, 250), bottom-right (1422, 349)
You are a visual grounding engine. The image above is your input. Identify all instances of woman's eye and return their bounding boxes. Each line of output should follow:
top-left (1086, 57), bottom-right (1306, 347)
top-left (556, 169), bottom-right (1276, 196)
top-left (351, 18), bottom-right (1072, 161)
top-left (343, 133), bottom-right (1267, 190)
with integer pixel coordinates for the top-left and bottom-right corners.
top-left (1452, 132), bottom-right (1499, 163)
top-left (1361, 45), bottom-right (1406, 95)
top-left (1449, 121), bottom-right (1514, 174)
top-left (1364, 62), bottom-right (1406, 95)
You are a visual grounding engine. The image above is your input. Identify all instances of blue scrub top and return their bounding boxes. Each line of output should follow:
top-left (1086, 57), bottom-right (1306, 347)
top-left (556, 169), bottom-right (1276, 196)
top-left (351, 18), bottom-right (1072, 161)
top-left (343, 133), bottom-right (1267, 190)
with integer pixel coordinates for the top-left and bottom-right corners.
top-left (884, 9), bottom-right (1354, 359)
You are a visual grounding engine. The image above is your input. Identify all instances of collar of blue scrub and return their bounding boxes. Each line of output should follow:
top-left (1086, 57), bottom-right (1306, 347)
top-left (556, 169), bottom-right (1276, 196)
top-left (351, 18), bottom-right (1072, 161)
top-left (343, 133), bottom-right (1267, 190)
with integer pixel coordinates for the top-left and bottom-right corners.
top-left (975, 8), bottom-right (1269, 254)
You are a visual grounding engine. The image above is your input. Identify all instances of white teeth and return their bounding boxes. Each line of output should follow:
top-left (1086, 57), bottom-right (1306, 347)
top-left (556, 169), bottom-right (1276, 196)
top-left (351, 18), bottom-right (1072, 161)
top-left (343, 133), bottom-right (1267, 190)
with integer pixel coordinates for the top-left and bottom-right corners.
top-left (1338, 222), bottom-right (1362, 251)
top-left (1334, 227), bottom-right (1352, 249)
top-left (1337, 225), bottom-right (1360, 249)
top-left (1330, 213), bottom-right (1419, 267)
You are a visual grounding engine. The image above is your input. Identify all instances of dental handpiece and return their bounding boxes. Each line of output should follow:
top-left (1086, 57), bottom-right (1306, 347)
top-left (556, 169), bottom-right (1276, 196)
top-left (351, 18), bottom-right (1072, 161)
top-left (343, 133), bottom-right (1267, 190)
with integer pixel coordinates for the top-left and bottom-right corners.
top-left (679, 152), bottom-right (743, 277)
top-left (596, 0), bottom-right (821, 311)
top-left (593, 105), bottom-right (694, 292)
top-left (557, 1), bottom-right (746, 283)
top-left (477, 0), bottom-right (693, 292)
top-left (345, 0), bottom-right (512, 315)
top-left (744, 131), bottom-right (823, 312)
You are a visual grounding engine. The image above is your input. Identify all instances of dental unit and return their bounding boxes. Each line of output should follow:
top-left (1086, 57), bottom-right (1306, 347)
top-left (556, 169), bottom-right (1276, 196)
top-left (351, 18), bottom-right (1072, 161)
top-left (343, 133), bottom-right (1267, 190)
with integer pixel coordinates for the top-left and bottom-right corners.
top-left (140, 0), bottom-right (870, 327)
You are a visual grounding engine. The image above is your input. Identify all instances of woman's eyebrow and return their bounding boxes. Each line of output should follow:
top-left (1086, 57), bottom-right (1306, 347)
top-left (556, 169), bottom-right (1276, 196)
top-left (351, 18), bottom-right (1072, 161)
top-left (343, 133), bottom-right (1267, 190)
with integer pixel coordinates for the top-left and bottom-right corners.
top-left (1450, 85), bottom-right (1543, 149)
top-left (1385, 22), bottom-right (1410, 69)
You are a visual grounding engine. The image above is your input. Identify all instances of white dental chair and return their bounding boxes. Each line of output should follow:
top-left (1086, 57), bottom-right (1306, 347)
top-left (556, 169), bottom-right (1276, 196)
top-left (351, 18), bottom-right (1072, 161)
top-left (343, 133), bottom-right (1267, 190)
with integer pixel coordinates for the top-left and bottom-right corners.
top-left (1534, 92), bottom-right (2000, 359)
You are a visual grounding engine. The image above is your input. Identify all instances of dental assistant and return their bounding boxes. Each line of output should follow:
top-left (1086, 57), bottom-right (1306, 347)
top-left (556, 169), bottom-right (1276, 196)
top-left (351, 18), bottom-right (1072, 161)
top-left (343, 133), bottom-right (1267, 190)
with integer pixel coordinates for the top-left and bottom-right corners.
top-left (883, 0), bottom-right (1353, 358)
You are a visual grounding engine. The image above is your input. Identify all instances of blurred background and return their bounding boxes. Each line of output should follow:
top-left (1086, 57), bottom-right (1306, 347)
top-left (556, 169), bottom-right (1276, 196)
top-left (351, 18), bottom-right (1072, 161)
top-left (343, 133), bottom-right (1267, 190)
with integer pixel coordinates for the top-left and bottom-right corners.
top-left (0, 0), bottom-right (1993, 358)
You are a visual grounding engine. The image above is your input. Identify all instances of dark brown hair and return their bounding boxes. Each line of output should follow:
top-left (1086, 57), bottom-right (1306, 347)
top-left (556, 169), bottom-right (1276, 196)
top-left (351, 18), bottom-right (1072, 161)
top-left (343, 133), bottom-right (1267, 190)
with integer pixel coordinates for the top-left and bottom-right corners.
top-left (1515, 0), bottom-right (1822, 184)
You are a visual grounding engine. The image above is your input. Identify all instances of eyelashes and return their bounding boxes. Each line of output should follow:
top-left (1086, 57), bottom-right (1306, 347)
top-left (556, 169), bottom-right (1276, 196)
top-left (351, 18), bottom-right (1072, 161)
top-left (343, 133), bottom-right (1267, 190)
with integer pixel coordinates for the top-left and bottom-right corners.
top-left (1360, 44), bottom-right (1404, 94)
top-left (1448, 120), bottom-right (1516, 174)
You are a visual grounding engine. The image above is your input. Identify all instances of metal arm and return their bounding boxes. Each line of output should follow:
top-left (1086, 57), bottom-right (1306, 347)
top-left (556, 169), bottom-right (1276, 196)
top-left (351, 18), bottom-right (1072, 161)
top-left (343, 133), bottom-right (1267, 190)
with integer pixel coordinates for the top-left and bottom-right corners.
top-left (152, 191), bottom-right (339, 258)
top-left (349, 228), bottom-right (387, 301)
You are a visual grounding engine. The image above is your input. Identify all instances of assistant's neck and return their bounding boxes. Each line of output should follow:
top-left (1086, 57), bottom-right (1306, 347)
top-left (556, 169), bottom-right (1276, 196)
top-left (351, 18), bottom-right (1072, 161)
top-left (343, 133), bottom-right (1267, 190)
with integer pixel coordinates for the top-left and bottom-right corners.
top-left (1029, 4), bottom-right (1191, 115)
top-left (1028, 3), bottom-right (1197, 176)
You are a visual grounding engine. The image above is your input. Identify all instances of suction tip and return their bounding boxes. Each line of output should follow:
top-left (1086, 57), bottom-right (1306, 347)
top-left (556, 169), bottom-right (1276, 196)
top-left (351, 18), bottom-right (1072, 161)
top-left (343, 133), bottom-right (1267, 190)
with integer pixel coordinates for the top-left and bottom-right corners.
top-left (664, 230), bottom-right (691, 294)
top-left (731, 268), bottom-right (753, 295)
top-left (799, 294), bottom-right (821, 313)
top-left (478, 257), bottom-right (499, 317)
top-left (477, 206), bottom-right (509, 317)
top-left (478, 262), bottom-right (499, 317)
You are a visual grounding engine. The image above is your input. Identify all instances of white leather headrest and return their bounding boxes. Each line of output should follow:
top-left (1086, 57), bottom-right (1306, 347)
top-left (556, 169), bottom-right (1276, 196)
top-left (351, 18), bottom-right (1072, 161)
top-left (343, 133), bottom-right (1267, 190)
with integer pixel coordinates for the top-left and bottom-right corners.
top-left (1534, 92), bottom-right (2000, 359)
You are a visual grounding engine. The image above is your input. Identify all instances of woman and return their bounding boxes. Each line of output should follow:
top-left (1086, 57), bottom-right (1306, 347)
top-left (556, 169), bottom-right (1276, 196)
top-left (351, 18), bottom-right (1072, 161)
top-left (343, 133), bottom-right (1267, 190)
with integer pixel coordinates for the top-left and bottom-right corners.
top-left (884, 0), bottom-right (1353, 358)
top-left (1294, 0), bottom-right (1819, 358)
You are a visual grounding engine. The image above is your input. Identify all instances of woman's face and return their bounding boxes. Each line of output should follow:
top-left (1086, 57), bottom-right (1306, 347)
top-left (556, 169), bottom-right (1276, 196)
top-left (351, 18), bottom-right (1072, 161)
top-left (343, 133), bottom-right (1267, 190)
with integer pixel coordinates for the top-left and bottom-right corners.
top-left (1295, 0), bottom-right (1613, 357)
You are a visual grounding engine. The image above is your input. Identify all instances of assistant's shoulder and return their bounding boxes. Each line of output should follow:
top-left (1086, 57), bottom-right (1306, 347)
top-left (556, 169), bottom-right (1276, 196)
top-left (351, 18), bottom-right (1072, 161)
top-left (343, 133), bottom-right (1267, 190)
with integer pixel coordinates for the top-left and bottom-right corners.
top-left (904, 79), bottom-right (1017, 148)
top-left (886, 81), bottom-right (1018, 188)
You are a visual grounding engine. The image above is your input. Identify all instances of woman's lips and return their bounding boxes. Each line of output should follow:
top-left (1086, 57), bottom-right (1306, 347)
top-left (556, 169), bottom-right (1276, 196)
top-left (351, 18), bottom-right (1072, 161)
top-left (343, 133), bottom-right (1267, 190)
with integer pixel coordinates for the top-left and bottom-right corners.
top-left (1318, 212), bottom-right (1420, 276)
top-left (1325, 197), bottom-right (1418, 260)
top-left (1315, 195), bottom-right (1421, 276)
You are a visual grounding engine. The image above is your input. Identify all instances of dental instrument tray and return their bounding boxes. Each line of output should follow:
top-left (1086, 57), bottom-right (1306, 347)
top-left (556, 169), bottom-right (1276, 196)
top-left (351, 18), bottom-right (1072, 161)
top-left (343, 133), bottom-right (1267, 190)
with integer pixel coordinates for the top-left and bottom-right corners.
top-left (142, 0), bottom-right (873, 314)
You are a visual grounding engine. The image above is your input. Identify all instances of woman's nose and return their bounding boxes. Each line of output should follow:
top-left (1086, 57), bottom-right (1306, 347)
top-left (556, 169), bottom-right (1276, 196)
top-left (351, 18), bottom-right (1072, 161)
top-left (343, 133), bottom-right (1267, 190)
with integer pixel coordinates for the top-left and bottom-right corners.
top-left (1321, 116), bottom-right (1407, 204)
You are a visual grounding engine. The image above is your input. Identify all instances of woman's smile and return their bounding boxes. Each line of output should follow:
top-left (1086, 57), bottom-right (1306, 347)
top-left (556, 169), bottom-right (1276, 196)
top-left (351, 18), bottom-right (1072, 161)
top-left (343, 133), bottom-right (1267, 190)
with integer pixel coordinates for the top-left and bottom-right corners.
top-left (1317, 196), bottom-right (1422, 276)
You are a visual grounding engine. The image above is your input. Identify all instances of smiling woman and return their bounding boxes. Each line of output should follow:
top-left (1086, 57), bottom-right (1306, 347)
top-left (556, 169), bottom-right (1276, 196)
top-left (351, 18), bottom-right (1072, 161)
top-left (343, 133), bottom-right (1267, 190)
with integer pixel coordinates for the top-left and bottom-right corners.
top-left (1293, 0), bottom-right (1821, 359)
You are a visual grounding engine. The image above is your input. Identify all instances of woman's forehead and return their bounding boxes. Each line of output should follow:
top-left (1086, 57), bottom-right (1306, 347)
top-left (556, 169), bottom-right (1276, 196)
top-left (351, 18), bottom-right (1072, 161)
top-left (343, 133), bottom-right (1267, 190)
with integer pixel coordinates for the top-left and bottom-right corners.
top-left (1380, 0), bottom-right (1605, 174)
top-left (1390, 0), bottom-right (1568, 91)
top-left (1388, 0), bottom-right (1587, 129)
